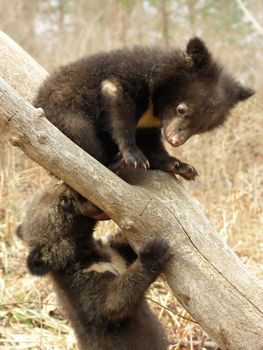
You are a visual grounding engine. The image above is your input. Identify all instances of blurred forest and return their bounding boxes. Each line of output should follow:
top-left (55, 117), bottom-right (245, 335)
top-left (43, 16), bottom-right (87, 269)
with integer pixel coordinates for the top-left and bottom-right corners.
top-left (1, 0), bottom-right (263, 84)
top-left (0, 0), bottom-right (262, 349)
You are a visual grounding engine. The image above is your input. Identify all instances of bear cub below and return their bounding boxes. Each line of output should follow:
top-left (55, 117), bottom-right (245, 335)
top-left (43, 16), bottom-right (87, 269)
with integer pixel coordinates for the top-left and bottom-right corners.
top-left (17, 181), bottom-right (171, 350)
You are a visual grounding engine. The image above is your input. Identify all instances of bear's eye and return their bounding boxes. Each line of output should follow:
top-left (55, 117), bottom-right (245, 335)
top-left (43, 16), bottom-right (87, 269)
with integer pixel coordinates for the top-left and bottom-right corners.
top-left (177, 103), bottom-right (188, 116)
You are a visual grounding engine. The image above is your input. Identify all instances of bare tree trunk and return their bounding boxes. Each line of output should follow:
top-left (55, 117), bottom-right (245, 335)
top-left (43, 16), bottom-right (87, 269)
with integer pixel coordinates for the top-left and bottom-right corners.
top-left (0, 31), bottom-right (263, 350)
top-left (235, 0), bottom-right (263, 36)
top-left (159, 0), bottom-right (170, 48)
top-left (0, 31), bottom-right (47, 102)
top-left (58, 0), bottom-right (65, 33)
top-left (186, 0), bottom-right (197, 33)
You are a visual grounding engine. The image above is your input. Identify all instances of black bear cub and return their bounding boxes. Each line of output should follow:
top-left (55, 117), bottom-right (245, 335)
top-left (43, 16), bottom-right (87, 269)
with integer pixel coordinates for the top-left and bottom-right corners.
top-left (17, 181), bottom-right (171, 350)
top-left (35, 37), bottom-right (254, 181)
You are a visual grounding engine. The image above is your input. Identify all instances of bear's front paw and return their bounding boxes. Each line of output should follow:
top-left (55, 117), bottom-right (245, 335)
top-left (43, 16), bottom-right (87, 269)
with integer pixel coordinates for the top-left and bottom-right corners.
top-left (122, 147), bottom-right (150, 170)
top-left (165, 159), bottom-right (198, 181)
top-left (60, 196), bottom-right (74, 210)
top-left (139, 238), bottom-right (172, 272)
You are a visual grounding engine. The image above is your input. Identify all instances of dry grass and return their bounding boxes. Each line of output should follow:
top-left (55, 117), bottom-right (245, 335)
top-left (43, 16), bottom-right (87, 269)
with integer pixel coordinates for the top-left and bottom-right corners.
top-left (180, 96), bottom-right (263, 274)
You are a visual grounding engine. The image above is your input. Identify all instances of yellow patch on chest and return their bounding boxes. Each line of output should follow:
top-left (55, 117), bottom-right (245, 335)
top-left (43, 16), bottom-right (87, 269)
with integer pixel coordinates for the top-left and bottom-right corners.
top-left (84, 243), bottom-right (128, 276)
top-left (137, 101), bottom-right (161, 128)
top-left (85, 262), bottom-right (119, 276)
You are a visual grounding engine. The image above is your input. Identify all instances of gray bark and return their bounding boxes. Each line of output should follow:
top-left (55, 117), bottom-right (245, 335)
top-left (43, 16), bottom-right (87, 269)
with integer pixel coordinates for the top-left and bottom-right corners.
top-left (0, 30), bottom-right (47, 103)
top-left (0, 31), bottom-right (262, 350)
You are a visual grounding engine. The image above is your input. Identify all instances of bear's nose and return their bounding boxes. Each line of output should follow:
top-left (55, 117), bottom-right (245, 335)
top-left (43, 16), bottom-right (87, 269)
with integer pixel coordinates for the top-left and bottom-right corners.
top-left (170, 136), bottom-right (181, 147)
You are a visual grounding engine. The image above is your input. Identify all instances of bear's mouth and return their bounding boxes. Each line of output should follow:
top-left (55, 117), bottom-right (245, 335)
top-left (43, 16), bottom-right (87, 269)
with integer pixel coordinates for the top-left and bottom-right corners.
top-left (162, 128), bottom-right (188, 147)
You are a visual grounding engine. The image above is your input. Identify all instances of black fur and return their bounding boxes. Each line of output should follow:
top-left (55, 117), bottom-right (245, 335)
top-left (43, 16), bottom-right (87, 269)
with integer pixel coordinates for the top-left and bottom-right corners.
top-left (17, 181), bottom-right (171, 350)
top-left (34, 37), bottom-right (254, 183)
top-left (27, 248), bottom-right (50, 276)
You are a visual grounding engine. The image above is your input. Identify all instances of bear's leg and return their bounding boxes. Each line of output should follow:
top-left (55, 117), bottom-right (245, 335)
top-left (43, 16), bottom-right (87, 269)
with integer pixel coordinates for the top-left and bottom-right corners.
top-left (54, 111), bottom-right (109, 163)
top-left (51, 111), bottom-right (113, 220)
top-left (101, 79), bottom-right (149, 169)
top-left (136, 128), bottom-right (198, 180)
top-left (102, 238), bottom-right (171, 322)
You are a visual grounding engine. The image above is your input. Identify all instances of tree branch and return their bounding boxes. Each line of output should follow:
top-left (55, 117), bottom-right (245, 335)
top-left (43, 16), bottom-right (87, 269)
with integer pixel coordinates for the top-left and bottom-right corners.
top-left (0, 31), bottom-right (262, 350)
top-left (0, 31), bottom-right (47, 102)
top-left (235, 0), bottom-right (263, 36)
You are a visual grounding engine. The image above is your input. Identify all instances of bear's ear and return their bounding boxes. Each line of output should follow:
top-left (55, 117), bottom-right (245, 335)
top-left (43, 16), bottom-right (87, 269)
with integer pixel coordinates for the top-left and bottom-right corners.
top-left (186, 37), bottom-right (211, 70)
top-left (236, 85), bottom-right (255, 101)
top-left (27, 247), bottom-right (49, 276)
